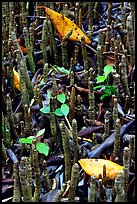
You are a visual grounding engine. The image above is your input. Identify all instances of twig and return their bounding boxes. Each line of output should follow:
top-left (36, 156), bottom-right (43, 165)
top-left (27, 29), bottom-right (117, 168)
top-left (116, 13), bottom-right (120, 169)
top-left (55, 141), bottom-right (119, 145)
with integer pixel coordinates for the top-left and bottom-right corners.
top-left (15, 15), bottom-right (47, 19)
top-left (65, 116), bottom-right (72, 131)
top-left (103, 51), bottom-right (130, 57)
top-left (86, 44), bottom-right (97, 53)
top-left (92, 23), bottom-right (124, 35)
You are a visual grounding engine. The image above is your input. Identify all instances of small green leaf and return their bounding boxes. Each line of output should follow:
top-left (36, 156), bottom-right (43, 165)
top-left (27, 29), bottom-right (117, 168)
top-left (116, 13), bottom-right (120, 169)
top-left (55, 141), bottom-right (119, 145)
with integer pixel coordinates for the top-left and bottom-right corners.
top-left (59, 67), bottom-right (70, 75)
top-left (93, 85), bottom-right (106, 90)
top-left (57, 93), bottom-right (66, 103)
top-left (27, 136), bottom-right (35, 139)
top-left (104, 65), bottom-right (113, 76)
top-left (104, 88), bottom-right (111, 95)
top-left (61, 104), bottom-right (70, 116)
top-left (36, 142), bottom-right (49, 156)
top-left (36, 128), bottom-right (45, 137)
top-left (40, 106), bottom-right (50, 114)
top-left (18, 138), bottom-right (33, 144)
top-left (54, 65), bottom-right (70, 75)
top-left (100, 93), bottom-right (110, 100)
top-left (107, 86), bottom-right (117, 94)
top-left (54, 108), bottom-right (64, 116)
top-left (96, 75), bottom-right (107, 83)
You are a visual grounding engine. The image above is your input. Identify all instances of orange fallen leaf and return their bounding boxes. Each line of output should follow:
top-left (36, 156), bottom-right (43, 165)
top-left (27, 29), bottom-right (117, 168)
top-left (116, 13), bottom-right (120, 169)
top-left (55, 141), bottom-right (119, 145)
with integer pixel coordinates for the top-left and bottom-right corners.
top-left (19, 45), bottom-right (27, 54)
top-left (17, 37), bottom-right (22, 45)
top-left (78, 158), bottom-right (123, 179)
top-left (37, 6), bottom-right (91, 44)
top-left (13, 67), bottom-right (20, 91)
top-left (17, 38), bottom-right (27, 54)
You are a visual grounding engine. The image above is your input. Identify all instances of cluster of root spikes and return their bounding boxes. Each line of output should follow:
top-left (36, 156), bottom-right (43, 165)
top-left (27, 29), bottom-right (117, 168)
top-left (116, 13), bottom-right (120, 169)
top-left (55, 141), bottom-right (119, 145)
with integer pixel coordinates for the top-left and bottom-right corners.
top-left (2, 2), bottom-right (135, 202)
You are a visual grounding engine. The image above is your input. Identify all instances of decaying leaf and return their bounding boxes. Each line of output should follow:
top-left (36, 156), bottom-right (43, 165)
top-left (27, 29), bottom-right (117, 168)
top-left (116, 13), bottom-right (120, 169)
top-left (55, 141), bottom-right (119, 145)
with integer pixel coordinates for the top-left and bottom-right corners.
top-left (78, 158), bottom-right (123, 179)
top-left (37, 6), bottom-right (91, 44)
top-left (103, 52), bottom-right (115, 66)
top-left (13, 67), bottom-right (20, 91)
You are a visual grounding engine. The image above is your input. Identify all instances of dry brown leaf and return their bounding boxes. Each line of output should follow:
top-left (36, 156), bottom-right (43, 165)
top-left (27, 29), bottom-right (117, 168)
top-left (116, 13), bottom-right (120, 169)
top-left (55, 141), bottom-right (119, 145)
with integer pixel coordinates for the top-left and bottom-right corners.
top-left (103, 52), bottom-right (115, 66)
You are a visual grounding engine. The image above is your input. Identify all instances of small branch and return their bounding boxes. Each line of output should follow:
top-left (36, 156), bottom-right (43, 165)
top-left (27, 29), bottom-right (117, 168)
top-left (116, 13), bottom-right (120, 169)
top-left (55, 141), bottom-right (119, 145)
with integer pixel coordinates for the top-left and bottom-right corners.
top-left (65, 116), bottom-right (72, 131)
top-left (103, 51), bottom-right (130, 57)
top-left (86, 44), bottom-right (97, 53)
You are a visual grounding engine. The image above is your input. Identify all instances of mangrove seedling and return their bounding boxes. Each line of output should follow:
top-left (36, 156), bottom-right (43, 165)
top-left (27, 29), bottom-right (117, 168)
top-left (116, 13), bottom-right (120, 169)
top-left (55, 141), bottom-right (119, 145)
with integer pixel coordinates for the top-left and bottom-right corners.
top-left (94, 65), bottom-right (116, 100)
top-left (18, 128), bottom-right (49, 156)
top-left (50, 64), bottom-right (70, 75)
top-left (40, 91), bottom-right (72, 130)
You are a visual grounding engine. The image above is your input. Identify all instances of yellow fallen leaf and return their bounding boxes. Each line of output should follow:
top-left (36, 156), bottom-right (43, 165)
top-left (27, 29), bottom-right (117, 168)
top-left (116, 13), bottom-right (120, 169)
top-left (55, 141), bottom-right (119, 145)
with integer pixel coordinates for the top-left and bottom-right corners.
top-left (13, 67), bottom-right (20, 91)
top-left (78, 158), bottom-right (123, 179)
top-left (78, 137), bottom-right (92, 143)
top-left (37, 6), bottom-right (91, 44)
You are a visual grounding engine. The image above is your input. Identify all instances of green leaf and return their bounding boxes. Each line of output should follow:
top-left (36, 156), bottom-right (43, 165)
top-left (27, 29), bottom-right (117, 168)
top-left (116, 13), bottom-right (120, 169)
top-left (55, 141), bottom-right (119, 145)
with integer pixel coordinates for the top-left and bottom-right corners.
top-left (18, 137), bottom-right (34, 144)
top-left (93, 85), bottom-right (106, 90)
top-left (57, 93), bottom-right (66, 103)
top-left (107, 86), bottom-right (117, 94)
top-left (40, 106), bottom-right (50, 114)
top-left (36, 142), bottom-right (49, 156)
top-left (54, 108), bottom-right (64, 116)
top-left (59, 67), bottom-right (70, 75)
top-left (36, 128), bottom-right (45, 137)
top-left (104, 65), bottom-right (113, 76)
top-left (100, 93), bottom-right (110, 100)
top-left (96, 75), bottom-right (107, 83)
top-left (61, 104), bottom-right (70, 116)
top-left (104, 88), bottom-right (111, 95)
top-left (27, 136), bottom-right (35, 139)
top-left (54, 65), bottom-right (70, 75)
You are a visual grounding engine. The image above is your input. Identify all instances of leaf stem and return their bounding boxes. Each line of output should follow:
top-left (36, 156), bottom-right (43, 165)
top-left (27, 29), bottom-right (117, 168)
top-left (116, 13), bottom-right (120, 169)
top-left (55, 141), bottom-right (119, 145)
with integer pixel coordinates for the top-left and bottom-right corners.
top-left (106, 77), bottom-right (109, 86)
